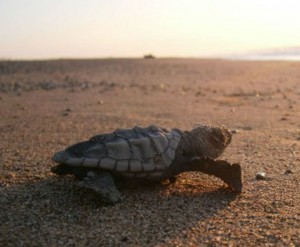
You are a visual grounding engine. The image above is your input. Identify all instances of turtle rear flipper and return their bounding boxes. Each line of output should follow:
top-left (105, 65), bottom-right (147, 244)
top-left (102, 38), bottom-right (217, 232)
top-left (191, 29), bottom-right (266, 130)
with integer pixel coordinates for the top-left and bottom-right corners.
top-left (51, 151), bottom-right (78, 176)
top-left (76, 171), bottom-right (121, 205)
top-left (51, 164), bottom-right (73, 176)
top-left (51, 164), bottom-right (89, 179)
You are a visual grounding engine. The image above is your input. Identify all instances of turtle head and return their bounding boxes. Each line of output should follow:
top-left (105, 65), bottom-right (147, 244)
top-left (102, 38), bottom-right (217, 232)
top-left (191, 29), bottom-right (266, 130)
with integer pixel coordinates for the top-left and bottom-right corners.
top-left (188, 125), bottom-right (232, 159)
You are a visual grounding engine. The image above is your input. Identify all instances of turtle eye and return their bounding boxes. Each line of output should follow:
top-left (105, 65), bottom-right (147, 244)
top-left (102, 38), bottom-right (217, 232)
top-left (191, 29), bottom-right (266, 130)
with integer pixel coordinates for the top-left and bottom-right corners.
top-left (212, 129), bottom-right (225, 143)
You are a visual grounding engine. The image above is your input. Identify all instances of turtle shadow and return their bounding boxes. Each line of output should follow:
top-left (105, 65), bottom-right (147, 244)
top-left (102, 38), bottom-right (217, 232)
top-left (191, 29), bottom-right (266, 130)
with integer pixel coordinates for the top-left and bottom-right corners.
top-left (0, 176), bottom-right (240, 246)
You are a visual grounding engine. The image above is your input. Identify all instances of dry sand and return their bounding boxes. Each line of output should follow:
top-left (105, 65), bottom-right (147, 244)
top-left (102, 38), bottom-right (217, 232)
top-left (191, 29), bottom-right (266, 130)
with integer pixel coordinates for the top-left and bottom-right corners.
top-left (0, 59), bottom-right (299, 246)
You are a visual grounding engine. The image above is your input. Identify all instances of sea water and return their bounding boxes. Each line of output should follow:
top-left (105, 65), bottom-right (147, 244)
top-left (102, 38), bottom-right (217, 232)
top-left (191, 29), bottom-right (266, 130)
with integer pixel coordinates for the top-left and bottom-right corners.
top-left (226, 54), bottom-right (300, 61)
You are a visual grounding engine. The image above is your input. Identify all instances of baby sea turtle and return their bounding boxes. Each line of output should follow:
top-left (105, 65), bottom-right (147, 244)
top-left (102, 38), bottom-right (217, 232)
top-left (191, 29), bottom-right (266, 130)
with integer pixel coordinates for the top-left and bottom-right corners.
top-left (51, 125), bottom-right (242, 205)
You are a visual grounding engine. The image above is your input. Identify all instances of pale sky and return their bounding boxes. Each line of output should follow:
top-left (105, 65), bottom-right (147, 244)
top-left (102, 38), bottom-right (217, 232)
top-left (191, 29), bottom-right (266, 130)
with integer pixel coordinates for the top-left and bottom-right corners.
top-left (1, 0), bottom-right (300, 59)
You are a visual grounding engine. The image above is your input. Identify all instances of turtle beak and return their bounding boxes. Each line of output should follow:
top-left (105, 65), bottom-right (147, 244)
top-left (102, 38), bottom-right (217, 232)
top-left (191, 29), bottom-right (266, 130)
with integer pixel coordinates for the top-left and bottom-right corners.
top-left (222, 127), bottom-right (232, 146)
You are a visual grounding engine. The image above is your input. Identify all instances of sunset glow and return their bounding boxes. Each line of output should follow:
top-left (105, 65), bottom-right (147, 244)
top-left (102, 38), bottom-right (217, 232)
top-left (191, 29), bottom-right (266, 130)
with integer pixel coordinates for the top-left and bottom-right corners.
top-left (1, 0), bottom-right (300, 59)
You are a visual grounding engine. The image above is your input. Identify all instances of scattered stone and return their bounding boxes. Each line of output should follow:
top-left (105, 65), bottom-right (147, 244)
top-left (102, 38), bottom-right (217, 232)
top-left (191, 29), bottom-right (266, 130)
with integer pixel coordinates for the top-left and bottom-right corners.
top-left (62, 108), bottom-right (72, 116)
top-left (40, 81), bottom-right (55, 90)
top-left (280, 117), bottom-right (287, 121)
top-left (97, 100), bottom-right (104, 105)
top-left (81, 82), bottom-right (90, 90)
top-left (284, 169), bottom-right (293, 175)
top-left (159, 83), bottom-right (165, 89)
top-left (110, 82), bottom-right (116, 88)
top-left (5, 172), bottom-right (16, 179)
top-left (240, 126), bottom-right (253, 131)
top-left (195, 91), bottom-right (205, 97)
top-left (256, 172), bottom-right (266, 180)
top-left (231, 129), bottom-right (240, 134)
top-left (120, 236), bottom-right (129, 242)
top-left (182, 86), bottom-right (190, 92)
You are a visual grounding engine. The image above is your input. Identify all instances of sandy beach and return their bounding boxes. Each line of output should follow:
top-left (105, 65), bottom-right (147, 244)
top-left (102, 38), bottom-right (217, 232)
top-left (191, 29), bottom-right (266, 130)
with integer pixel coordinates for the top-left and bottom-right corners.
top-left (0, 58), bottom-right (299, 246)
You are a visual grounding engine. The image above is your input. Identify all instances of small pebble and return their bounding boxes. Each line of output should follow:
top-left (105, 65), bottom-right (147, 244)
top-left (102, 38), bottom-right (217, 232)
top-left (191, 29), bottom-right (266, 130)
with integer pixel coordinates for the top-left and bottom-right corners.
top-left (284, 169), bottom-right (293, 175)
top-left (241, 126), bottom-right (253, 131)
top-left (5, 172), bottom-right (16, 179)
top-left (195, 91), bottom-right (204, 97)
top-left (120, 236), bottom-right (129, 242)
top-left (62, 108), bottom-right (72, 116)
top-left (256, 172), bottom-right (266, 180)
top-left (231, 129), bottom-right (240, 134)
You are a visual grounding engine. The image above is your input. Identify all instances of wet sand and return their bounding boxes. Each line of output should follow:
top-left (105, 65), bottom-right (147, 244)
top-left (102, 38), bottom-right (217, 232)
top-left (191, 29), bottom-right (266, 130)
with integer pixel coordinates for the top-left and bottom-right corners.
top-left (0, 59), bottom-right (299, 246)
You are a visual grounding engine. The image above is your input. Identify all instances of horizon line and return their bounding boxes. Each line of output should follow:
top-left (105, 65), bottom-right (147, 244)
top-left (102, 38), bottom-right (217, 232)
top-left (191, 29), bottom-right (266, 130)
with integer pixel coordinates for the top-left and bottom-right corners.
top-left (0, 55), bottom-right (225, 61)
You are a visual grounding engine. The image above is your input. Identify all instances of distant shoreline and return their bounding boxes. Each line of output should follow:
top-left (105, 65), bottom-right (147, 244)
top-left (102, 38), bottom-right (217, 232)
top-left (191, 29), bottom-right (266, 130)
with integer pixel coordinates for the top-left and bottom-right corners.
top-left (1, 55), bottom-right (300, 62)
top-left (226, 55), bottom-right (300, 61)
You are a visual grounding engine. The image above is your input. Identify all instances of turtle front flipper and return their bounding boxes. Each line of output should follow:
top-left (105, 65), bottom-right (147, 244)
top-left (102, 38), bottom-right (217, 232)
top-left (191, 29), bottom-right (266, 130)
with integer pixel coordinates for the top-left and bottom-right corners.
top-left (76, 171), bottom-right (121, 205)
top-left (210, 160), bottom-right (242, 193)
top-left (179, 157), bottom-right (242, 193)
